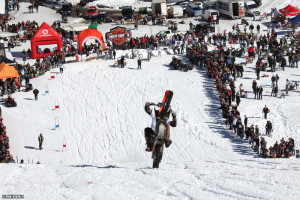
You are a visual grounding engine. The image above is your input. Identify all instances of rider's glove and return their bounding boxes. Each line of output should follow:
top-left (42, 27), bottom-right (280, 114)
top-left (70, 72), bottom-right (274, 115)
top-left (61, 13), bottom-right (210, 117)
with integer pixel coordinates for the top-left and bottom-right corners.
top-left (158, 102), bottom-right (165, 107)
top-left (172, 112), bottom-right (176, 118)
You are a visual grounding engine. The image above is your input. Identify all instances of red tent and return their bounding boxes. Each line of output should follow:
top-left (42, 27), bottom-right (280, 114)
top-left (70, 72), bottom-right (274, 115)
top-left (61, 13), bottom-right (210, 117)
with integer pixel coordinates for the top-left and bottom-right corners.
top-left (31, 22), bottom-right (63, 59)
top-left (284, 7), bottom-right (300, 17)
top-left (77, 29), bottom-right (106, 52)
top-left (279, 5), bottom-right (294, 14)
top-left (279, 5), bottom-right (300, 17)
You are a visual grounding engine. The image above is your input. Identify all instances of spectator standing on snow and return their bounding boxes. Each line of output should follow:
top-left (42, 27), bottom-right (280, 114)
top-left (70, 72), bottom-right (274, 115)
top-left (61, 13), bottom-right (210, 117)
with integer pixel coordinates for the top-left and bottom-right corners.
top-left (113, 49), bottom-right (116, 60)
top-left (249, 24), bottom-right (254, 34)
top-left (33, 89), bottom-right (39, 100)
top-left (281, 56), bottom-right (286, 71)
top-left (38, 133), bottom-right (44, 150)
top-left (262, 105), bottom-right (270, 119)
top-left (296, 150), bottom-right (300, 158)
top-left (35, 2), bottom-right (39, 13)
top-left (255, 125), bottom-right (260, 137)
top-left (244, 115), bottom-right (248, 128)
top-left (256, 24), bottom-right (260, 34)
top-left (265, 121), bottom-right (273, 136)
top-left (258, 85), bottom-right (263, 100)
top-left (252, 80), bottom-right (257, 98)
top-left (59, 64), bottom-right (64, 74)
top-left (286, 79), bottom-right (290, 94)
top-left (236, 92), bottom-right (241, 106)
top-left (76, 5), bottom-right (80, 16)
top-left (137, 57), bottom-right (142, 70)
top-left (275, 74), bottom-right (279, 85)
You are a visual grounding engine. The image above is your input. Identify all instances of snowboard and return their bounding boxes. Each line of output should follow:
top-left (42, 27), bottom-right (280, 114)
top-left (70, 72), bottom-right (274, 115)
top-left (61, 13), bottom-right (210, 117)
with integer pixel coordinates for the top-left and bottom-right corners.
top-left (158, 90), bottom-right (173, 119)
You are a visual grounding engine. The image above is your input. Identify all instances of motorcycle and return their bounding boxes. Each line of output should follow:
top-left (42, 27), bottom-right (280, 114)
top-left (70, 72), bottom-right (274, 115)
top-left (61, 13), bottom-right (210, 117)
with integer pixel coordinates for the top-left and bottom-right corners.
top-left (150, 103), bottom-right (174, 168)
top-left (179, 20), bottom-right (185, 24)
top-left (241, 18), bottom-right (249, 26)
top-left (114, 57), bottom-right (127, 67)
top-left (130, 49), bottom-right (143, 59)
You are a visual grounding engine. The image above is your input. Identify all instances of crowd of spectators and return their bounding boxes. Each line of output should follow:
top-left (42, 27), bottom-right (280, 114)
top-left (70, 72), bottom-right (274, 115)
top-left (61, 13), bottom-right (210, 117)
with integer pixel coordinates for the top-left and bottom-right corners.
top-left (182, 21), bottom-right (299, 158)
top-left (0, 108), bottom-right (14, 163)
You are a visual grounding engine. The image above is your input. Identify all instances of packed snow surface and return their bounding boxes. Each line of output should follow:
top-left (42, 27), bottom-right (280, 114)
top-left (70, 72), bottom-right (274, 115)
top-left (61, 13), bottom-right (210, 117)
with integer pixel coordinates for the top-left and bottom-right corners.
top-left (1, 0), bottom-right (300, 199)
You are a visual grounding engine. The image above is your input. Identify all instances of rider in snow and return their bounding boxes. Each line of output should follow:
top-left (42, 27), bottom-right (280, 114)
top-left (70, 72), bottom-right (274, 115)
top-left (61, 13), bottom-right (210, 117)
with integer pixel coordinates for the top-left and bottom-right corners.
top-left (144, 102), bottom-right (177, 151)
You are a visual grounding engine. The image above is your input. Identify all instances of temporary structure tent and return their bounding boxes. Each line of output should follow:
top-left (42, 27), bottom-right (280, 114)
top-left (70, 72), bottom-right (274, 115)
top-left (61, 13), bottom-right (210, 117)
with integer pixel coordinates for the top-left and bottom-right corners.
top-left (279, 5), bottom-right (294, 14)
top-left (0, 62), bottom-right (19, 79)
top-left (0, 55), bottom-right (15, 64)
top-left (290, 14), bottom-right (300, 25)
top-left (279, 5), bottom-right (300, 17)
top-left (284, 7), bottom-right (300, 17)
top-left (31, 22), bottom-right (63, 59)
top-left (77, 29), bottom-right (106, 52)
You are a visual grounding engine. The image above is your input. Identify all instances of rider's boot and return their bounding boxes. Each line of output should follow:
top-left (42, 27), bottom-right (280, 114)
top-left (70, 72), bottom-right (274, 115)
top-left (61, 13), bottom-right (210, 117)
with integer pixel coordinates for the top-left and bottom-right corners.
top-left (165, 140), bottom-right (172, 148)
top-left (145, 146), bottom-right (152, 152)
top-left (145, 140), bottom-right (153, 152)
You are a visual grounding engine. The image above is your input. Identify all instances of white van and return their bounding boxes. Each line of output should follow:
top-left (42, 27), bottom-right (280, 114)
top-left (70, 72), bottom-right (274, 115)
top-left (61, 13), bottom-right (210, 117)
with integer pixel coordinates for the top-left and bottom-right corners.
top-left (202, 9), bottom-right (219, 22)
top-left (169, 5), bottom-right (184, 18)
top-left (216, 0), bottom-right (245, 19)
top-left (244, 0), bottom-right (260, 16)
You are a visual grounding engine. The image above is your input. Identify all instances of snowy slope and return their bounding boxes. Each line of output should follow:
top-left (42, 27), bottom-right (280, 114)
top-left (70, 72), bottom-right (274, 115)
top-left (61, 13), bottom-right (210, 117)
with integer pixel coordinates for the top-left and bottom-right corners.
top-left (1, 1), bottom-right (300, 199)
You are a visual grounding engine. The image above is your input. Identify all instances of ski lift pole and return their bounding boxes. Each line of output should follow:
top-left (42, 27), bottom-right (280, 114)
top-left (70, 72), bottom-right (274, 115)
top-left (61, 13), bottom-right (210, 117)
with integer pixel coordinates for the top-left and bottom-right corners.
top-left (55, 117), bottom-right (60, 129)
top-left (45, 84), bottom-right (49, 94)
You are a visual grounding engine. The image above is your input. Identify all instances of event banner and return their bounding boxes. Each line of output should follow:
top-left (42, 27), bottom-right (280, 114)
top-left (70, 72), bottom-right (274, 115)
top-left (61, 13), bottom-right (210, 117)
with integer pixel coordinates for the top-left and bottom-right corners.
top-left (105, 26), bottom-right (131, 45)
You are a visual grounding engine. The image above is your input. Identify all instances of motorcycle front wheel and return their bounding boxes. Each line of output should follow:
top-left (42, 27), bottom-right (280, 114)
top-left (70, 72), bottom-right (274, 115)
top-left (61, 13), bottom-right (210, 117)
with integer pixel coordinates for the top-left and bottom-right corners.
top-left (153, 144), bottom-right (163, 168)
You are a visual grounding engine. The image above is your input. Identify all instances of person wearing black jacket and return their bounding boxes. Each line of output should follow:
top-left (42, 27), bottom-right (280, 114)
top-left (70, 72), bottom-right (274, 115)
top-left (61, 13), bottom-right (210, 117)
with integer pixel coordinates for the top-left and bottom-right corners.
top-left (113, 49), bottom-right (116, 60)
top-left (120, 56), bottom-right (125, 68)
top-left (236, 92), bottom-right (241, 106)
top-left (268, 56), bottom-right (275, 72)
top-left (244, 115), bottom-right (248, 127)
top-left (252, 80), bottom-right (257, 99)
top-left (256, 65), bottom-right (260, 80)
top-left (137, 58), bottom-right (142, 70)
top-left (258, 85), bottom-right (263, 100)
top-left (262, 105), bottom-right (269, 119)
top-left (33, 89), bottom-right (39, 100)
top-left (281, 56), bottom-right (286, 71)
top-left (254, 86), bottom-right (259, 99)
top-left (38, 133), bottom-right (44, 150)
top-left (265, 121), bottom-right (273, 136)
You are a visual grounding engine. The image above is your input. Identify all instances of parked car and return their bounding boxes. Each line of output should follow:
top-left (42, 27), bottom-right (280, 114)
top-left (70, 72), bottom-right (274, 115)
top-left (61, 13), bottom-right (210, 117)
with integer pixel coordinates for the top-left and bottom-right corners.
top-left (96, 12), bottom-right (113, 23)
top-left (80, 0), bottom-right (97, 6)
top-left (58, 3), bottom-right (72, 16)
top-left (253, 0), bottom-right (262, 6)
top-left (86, 6), bottom-right (98, 19)
top-left (175, 0), bottom-right (188, 5)
top-left (42, 0), bottom-right (54, 7)
top-left (169, 5), bottom-right (184, 18)
top-left (186, 3), bottom-right (202, 17)
top-left (122, 6), bottom-right (133, 20)
top-left (51, 1), bottom-right (62, 10)
top-left (178, 2), bottom-right (189, 10)
top-left (202, 9), bottom-right (219, 23)
top-left (192, 2), bottom-right (203, 9)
